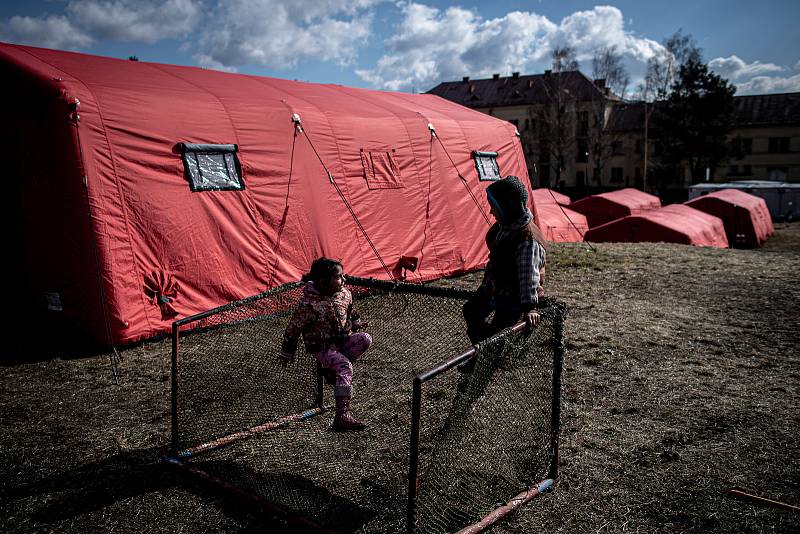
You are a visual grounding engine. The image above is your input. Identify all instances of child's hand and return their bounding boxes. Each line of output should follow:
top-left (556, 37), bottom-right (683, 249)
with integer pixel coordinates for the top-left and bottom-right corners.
top-left (524, 311), bottom-right (540, 328)
top-left (278, 351), bottom-right (294, 366)
top-left (352, 319), bottom-right (369, 331)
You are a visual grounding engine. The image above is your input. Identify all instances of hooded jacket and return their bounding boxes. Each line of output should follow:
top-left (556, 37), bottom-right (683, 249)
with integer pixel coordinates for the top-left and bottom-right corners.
top-left (281, 282), bottom-right (359, 355)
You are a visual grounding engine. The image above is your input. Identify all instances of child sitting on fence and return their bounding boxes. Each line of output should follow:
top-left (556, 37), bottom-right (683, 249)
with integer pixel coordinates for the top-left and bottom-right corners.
top-left (280, 257), bottom-right (372, 431)
top-left (461, 175), bottom-right (546, 371)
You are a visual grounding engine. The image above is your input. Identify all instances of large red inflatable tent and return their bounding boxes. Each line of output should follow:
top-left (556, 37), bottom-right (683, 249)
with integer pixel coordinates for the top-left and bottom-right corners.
top-left (685, 189), bottom-right (774, 248)
top-left (584, 204), bottom-right (729, 248)
top-left (570, 188), bottom-right (661, 228)
top-left (532, 188), bottom-right (571, 207)
top-left (0, 43), bottom-right (529, 347)
top-left (531, 193), bottom-right (587, 243)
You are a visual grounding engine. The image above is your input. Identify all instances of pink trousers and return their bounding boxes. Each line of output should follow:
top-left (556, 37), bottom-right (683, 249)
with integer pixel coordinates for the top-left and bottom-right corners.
top-left (314, 332), bottom-right (372, 398)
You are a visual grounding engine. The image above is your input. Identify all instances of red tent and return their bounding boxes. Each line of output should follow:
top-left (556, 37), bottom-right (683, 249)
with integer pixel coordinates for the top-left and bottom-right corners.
top-left (570, 188), bottom-right (661, 228)
top-left (584, 204), bottom-right (729, 248)
top-left (1, 43), bottom-right (528, 346)
top-left (532, 188), bottom-right (571, 206)
top-left (530, 188), bottom-right (584, 242)
top-left (534, 203), bottom-right (587, 243)
top-left (685, 189), bottom-right (774, 248)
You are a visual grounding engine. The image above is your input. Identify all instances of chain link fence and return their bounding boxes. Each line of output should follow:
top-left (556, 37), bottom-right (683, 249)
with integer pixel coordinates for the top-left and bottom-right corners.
top-left (167, 277), bottom-right (565, 533)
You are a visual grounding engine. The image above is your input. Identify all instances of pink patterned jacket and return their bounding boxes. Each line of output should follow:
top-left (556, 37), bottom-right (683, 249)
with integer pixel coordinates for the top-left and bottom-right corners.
top-left (281, 282), bottom-right (360, 355)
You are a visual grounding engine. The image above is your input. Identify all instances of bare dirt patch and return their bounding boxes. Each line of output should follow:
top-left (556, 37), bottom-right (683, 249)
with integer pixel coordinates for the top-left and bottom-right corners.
top-left (1, 224), bottom-right (798, 533)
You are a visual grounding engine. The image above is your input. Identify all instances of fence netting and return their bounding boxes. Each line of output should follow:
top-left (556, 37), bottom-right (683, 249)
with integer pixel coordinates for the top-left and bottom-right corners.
top-left (171, 277), bottom-right (565, 533)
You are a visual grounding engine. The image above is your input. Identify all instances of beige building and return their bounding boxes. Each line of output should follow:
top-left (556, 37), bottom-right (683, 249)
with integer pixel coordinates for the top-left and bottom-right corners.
top-left (428, 73), bottom-right (800, 201)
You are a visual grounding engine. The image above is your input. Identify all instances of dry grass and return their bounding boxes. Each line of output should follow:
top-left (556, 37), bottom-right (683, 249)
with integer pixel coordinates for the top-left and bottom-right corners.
top-left (1, 224), bottom-right (799, 533)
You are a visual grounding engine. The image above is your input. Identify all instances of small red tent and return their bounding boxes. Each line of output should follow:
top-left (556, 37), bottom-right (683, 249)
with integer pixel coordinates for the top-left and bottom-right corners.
top-left (533, 203), bottom-right (587, 242)
top-left (532, 188), bottom-right (571, 206)
top-left (570, 188), bottom-right (661, 228)
top-left (584, 204), bottom-right (729, 248)
top-left (531, 188), bottom-right (585, 242)
top-left (685, 189), bottom-right (774, 248)
top-left (1, 43), bottom-right (528, 346)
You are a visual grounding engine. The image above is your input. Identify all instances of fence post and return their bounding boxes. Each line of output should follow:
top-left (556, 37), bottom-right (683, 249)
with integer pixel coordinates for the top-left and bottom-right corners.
top-left (171, 321), bottom-right (180, 455)
top-left (407, 376), bottom-right (423, 533)
top-left (549, 308), bottom-right (564, 480)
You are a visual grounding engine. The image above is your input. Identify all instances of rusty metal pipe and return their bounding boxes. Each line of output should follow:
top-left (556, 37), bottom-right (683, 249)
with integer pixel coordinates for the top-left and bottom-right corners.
top-left (173, 406), bottom-right (327, 459)
top-left (726, 488), bottom-right (800, 513)
top-left (417, 321), bottom-right (527, 383)
top-left (456, 478), bottom-right (553, 534)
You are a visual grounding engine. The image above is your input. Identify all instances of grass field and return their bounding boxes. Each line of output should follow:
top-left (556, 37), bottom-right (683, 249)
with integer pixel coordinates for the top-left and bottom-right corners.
top-left (1, 223), bottom-right (798, 533)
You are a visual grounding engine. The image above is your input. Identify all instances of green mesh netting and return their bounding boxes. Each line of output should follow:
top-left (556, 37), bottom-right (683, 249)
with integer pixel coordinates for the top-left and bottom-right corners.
top-left (169, 277), bottom-right (565, 533)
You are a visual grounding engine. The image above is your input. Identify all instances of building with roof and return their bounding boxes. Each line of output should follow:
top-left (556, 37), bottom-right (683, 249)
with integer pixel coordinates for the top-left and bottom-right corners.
top-left (429, 73), bottom-right (800, 202)
top-left (428, 70), bottom-right (622, 194)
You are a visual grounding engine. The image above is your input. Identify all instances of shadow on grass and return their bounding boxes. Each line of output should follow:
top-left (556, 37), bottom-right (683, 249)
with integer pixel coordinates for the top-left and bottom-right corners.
top-left (1, 445), bottom-right (373, 533)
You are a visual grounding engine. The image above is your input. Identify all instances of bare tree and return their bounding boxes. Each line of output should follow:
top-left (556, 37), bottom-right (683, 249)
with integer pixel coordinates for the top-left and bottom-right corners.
top-left (643, 29), bottom-right (702, 101)
top-left (531, 46), bottom-right (580, 189)
top-left (586, 47), bottom-right (630, 187)
top-left (592, 46), bottom-right (630, 99)
top-left (640, 30), bottom-right (702, 191)
top-left (552, 46), bottom-right (579, 72)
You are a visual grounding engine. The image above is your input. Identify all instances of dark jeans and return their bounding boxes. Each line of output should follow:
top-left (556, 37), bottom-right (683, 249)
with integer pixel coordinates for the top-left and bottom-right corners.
top-left (462, 290), bottom-right (522, 345)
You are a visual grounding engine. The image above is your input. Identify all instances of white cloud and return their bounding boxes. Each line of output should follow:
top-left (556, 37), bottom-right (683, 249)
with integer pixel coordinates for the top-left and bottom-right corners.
top-left (194, 0), bottom-right (384, 70)
top-left (358, 3), bottom-right (663, 91)
top-left (66, 0), bottom-right (202, 43)
top-left (709, 55), bottom-right (784, 80)
top-left (735, 73), bottom-right (800, 95)
top-left (0, 0), bottom-right (201, 49)
top-left (0, 15), bottom-right (93, 49)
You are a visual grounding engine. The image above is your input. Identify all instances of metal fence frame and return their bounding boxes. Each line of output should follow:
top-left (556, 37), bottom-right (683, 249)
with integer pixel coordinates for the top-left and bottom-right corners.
top-left (163, 278), bottom-right (564, 533)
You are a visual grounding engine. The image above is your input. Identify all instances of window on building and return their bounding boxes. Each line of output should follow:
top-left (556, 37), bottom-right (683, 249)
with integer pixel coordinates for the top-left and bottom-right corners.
top-left (610, 167), bottom-right (624, 183)
top-left (473, 151), bottom-right (501, 181)
top-left (612, 140), bottom-right (624, 155)
top-left (181, 143), bottom-right (244, 192)
top-left (634, 139), bottom-right (642, 154)
top-left (538, 164), bottom-right (551, 187)
top-left (576, 140), bottom-right (588, 163)
top-left (767, 167), bottom-right (788, 181)
top-left (768, 137), bottom-right (790, 153)
top-left (732, 137), bottom-right (753, 155)
top-left (577, 112), bottom-right (589, 137)
top-left (539, 142), bottom-right (550, 162)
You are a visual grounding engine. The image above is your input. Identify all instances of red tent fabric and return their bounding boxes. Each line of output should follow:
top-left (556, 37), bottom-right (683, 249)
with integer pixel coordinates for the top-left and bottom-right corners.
top-left (532, 188), bottom-right (571, 206)
top-left (685, 189), bottom-right (774, 248)
top-left (531, 188), bottom-right (584, 242)
top-left (570, 188), bottom-right (661, 228)
top-left (534, 203), bottom-right (587, 242)
top-left (1, 43), bottom-right (529, 346)
top-left (584, 204), bottom-right (729, 248)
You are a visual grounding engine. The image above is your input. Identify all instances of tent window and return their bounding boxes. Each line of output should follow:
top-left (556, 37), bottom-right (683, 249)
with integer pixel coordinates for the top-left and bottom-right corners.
top-left (360, 149), bottom-right (404, 189)
top-left (181, 143), bottom-right (244, 192)
top-left (473, 151), bottom-right (500, 181)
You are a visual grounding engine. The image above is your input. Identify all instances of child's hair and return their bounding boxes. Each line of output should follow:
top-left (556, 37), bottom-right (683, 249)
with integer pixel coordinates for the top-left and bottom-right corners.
top-left (302, 257), bottom-right (343, 284)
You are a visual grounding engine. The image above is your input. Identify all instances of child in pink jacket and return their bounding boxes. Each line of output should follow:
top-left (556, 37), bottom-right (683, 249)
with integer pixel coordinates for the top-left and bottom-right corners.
top-left (280, 258), bottom-right (372, 431)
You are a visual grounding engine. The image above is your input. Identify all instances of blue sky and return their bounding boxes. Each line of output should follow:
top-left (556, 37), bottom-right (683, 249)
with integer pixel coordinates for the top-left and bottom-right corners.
top-left (1, 1), bottom-right (798, 95)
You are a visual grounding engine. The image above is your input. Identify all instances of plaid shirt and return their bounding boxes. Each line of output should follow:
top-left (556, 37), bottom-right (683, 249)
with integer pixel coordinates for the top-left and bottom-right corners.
top-left (492, 226), bottom-right (546, 308)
